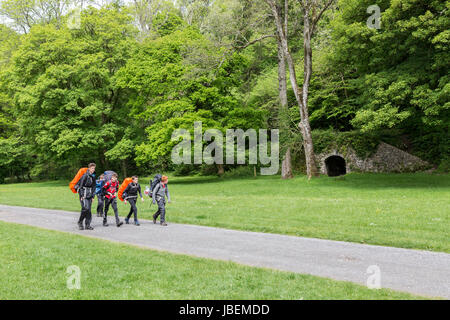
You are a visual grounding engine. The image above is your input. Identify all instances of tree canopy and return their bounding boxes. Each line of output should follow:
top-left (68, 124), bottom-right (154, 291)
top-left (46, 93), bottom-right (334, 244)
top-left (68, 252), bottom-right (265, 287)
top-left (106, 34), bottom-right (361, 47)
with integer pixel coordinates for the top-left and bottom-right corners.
top-left (0, 0), bottom-right (448, 181)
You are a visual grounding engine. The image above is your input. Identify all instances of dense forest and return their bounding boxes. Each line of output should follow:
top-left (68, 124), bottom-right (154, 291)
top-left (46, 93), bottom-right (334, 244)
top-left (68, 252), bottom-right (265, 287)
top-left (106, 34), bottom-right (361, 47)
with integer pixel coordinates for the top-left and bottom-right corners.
top-left (0, 0), bottom-right (448, 182)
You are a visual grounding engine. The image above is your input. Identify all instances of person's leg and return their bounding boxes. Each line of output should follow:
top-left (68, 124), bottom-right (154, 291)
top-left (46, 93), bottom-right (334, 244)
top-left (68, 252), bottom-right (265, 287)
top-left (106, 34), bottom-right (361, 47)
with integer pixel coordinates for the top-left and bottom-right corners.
top-left (153, 203), bottom-right (160, 222)
top-left (97, 195), bottom-right (104, 217)
top-left (130, 199), bottom-right (139, 224)
top-left (112, 198), bottom-right (122, 226)
top-left (126, 201), bottom-right (133, 221)
top-left (103, 198), bottom-right (110, 226)
top-left (85, 198), bottom-right (93, 230)
top-left (78, 195), bottom-right (86, 229)
top-left (158, 199), bottom-right (166, 225)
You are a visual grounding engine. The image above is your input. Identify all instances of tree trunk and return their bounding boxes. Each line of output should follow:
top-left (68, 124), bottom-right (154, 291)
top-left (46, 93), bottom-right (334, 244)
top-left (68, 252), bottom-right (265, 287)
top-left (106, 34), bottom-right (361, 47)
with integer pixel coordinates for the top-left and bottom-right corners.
top-left (281, 148), bottom-right (293, 179)
top-left (217, 164), bottom-right (224, 176)
top-left (267, 0), bottom-right (319, 179)
top-left (300, 12), bottom-right (319, 179)
top-left (277, 35), bottom-right (294, 179)
top-left (121, 159), bottom-right (127, 179)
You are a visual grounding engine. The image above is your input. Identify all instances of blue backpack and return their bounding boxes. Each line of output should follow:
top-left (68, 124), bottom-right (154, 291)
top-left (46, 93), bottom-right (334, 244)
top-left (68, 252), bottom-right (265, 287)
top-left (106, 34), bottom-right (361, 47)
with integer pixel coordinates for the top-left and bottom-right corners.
top-left (95, 179), bottom-right (105, 195)
top-left (103, 171), bottom-right (118, 183)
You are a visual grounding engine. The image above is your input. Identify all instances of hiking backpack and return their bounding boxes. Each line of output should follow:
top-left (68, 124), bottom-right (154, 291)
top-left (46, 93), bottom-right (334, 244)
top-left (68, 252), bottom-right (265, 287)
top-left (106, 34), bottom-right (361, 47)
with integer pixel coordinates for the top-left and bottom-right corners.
top-left (118, 178), bottom-right (133, 202)
top-left (69, 168), bottom-right (88, 193)
top-left (103, 171), bottom-right (118, 183)
top-left (148, 174), bottom-right (162, 198)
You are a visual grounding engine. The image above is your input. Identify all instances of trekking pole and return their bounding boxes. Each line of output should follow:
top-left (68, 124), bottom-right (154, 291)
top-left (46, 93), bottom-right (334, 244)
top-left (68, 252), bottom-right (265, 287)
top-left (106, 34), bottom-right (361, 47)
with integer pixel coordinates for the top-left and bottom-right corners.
top-left (148, 198), bottom-right (153, 210)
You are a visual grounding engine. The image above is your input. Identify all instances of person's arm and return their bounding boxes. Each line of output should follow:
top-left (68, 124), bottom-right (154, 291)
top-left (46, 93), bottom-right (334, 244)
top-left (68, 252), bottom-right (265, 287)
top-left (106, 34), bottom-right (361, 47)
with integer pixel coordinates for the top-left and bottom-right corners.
top-left (138, 184), bottom-right (143, 199)
top-left (166, 185), bottom-right (171, 202)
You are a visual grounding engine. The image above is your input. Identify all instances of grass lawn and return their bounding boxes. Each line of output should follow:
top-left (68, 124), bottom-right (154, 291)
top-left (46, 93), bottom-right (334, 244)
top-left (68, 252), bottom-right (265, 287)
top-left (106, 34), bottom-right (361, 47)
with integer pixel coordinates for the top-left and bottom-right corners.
top-left (0, 173), bottom-right (448, 252)
top-left (0, 221), bottom-right (422, 299)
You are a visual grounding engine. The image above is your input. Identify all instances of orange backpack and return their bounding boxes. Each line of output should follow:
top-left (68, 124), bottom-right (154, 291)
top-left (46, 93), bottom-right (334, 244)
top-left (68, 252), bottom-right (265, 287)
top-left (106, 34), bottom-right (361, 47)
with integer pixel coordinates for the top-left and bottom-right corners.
top-left (69, 168), bottom-right (88, 194)
top-left (118, 178), bottom-right (133, 201)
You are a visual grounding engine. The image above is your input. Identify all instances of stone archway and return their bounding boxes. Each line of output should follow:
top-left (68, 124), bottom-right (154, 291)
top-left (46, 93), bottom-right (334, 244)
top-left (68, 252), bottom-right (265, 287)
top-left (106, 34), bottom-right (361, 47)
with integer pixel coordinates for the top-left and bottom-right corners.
top-left (325, 155), bottom-right (347, 177)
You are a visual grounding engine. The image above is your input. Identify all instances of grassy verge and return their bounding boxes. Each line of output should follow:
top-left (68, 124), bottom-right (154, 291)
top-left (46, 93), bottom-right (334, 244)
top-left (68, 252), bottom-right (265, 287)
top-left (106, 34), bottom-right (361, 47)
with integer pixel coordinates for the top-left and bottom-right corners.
top-left (0, 221), bottom-right (422, 299)
top-left (0, 173), bottom-right (448, 252)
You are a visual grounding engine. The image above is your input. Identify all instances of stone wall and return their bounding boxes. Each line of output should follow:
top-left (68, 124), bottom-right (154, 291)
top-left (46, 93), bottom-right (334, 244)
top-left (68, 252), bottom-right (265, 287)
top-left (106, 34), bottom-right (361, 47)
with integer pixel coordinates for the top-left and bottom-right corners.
top-left (316, 142), bottom-right (429, 175)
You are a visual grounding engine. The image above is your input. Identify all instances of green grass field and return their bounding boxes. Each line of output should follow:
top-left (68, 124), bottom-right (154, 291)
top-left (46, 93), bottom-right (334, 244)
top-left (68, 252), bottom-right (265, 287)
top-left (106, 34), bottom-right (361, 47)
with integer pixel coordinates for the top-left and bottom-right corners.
top-left (0, 173), bottom-right (448, 252)
top-left (0, 221), bottom-right (421, 299)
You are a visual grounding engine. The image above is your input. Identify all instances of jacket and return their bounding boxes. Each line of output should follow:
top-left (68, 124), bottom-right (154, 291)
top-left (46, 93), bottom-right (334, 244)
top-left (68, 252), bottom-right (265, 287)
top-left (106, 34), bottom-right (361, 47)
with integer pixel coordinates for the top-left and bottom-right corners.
top-left (103, 180), bottom-right (119, 199)
top-left (152, 182), bottom-right (170, 203)
top-left (78, 172), bottom-right (96, 199)
top-left (123, 182), bottom-right (142, 200)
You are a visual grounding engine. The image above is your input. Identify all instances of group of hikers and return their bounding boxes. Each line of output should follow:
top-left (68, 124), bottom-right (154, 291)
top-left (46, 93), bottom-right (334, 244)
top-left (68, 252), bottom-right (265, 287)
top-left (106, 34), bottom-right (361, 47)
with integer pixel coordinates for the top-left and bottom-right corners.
top-left (73, 163), bottom-right (171, 231)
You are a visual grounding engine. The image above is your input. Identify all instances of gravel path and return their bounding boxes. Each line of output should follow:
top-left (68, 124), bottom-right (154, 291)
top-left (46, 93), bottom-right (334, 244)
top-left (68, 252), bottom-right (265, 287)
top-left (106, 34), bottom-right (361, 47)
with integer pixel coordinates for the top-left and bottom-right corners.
top-left (0, 204), bottom-right (448, 298)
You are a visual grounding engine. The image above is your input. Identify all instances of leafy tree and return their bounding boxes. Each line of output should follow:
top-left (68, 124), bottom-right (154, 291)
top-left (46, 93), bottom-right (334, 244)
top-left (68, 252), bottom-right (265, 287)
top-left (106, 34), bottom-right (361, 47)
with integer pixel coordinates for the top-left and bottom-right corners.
top-left (116, 25), bottom-right (264, 173)
top-left (7, 5), bottom-right (138, 177)
top-left (266, 0), bottom-right (336, 179)
top-left (317, 0), bottom-right (449, 164)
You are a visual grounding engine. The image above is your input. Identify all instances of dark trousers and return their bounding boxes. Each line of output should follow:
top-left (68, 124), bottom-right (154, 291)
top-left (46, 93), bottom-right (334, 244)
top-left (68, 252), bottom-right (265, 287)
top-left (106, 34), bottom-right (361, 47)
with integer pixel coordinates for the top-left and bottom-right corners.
top-left (97, 194), bottom-right (105, 216)
top-left (153, 198), bottom-right (166, 222)
top-left (104, 197), bottom-right (120, 224)
top-left (126, 198), bottom-right (138, 221)
top-left (78, 195), bottom-right (93, 226)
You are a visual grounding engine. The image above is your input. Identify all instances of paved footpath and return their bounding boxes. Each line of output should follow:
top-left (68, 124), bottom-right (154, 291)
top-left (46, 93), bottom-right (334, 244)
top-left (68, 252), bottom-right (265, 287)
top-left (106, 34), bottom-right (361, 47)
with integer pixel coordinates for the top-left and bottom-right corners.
top-left (0, 205), bottom-right (448, 298)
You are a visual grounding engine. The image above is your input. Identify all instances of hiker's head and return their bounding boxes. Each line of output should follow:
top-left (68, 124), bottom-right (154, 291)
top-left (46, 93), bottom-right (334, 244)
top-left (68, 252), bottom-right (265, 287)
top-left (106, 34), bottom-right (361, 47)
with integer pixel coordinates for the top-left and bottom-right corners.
top-left (161, 176), bottom-right (168, 184)
top-left (111, 173), bottom-right (118, 182)
top-left (88, 163), bottom-right (96, 174)
top-left (132, 175), bottom-right (138, 183)
top-left (99, 174), bottom-right (104, 180)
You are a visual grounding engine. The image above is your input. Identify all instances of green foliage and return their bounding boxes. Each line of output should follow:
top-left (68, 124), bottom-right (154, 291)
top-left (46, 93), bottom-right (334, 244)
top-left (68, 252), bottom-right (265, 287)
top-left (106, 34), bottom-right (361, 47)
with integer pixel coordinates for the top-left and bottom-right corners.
top-left (117, 26), bottom-right (264, 169)
top-left (152, 9), bottom-right (185, 37)
top-left (312, 130), bottom-right (380, 158)
top-left (6, 6), bottom-right (139, 176)
top-left (312, 0), bottom-right (450, 164)
top-left (0, 135), bottom-right (34, 182)
top-left (0, 0), bottom-right (448, 178)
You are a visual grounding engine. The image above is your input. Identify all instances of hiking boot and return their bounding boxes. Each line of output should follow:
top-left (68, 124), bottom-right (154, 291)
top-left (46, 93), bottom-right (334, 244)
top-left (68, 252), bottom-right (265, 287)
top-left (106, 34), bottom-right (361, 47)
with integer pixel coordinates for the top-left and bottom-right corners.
top-left (78, 222), bottom-right (84, 230)
top-left (152, 215), bottom-right (157, 224)
top-left (85, 225), bottom-right (94, 230)
top-left (117, 221), bottom-right (124, 227)
top-left (125, 218), bottom-right (130, 224)
top-left (161, 222), bottom-right (167, 226)
top-left (103, 221), bottom-right (109, 227)
top-left (134, 220), bottom-right (140, 226)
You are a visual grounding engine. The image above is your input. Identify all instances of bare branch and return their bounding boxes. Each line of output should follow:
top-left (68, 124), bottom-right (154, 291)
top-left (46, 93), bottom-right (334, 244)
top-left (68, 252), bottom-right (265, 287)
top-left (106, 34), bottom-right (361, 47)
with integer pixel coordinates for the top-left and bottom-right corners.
top-left (234, 34), bottom-right (276, 49)
top-left (311, 0), bottom-right (335, 34)
top-left (284, 0), bottom-right (288, 38)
